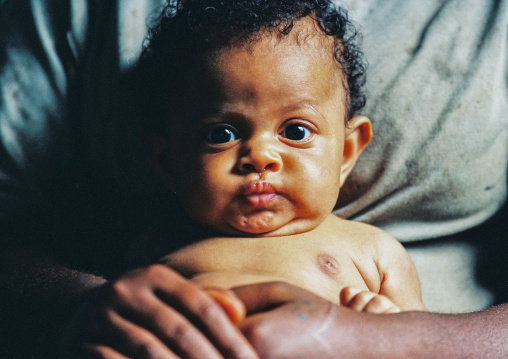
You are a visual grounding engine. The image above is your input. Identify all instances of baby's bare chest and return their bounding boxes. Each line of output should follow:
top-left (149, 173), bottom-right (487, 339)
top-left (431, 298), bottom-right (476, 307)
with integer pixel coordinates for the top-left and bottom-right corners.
top-left (164, 237), bottom-right (381, 305)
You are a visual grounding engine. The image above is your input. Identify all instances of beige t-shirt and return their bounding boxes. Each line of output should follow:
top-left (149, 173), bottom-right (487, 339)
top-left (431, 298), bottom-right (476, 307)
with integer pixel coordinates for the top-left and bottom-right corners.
top-left (334, 0), bottom-right (508, 312)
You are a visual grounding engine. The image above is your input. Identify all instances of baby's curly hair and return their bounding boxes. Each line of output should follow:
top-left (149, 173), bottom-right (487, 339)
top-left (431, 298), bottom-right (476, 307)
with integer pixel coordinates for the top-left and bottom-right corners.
top-left (138, 0), bottom-right (366, 131)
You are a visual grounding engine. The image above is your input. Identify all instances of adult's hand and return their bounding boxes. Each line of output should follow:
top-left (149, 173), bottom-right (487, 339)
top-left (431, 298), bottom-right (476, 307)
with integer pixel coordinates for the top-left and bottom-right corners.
top-left (232, 282), bottom-right (508, 359)
top-left (233, 282), bottom-right (361, 359)
top-left (61, 264), bottom-right (258, 359)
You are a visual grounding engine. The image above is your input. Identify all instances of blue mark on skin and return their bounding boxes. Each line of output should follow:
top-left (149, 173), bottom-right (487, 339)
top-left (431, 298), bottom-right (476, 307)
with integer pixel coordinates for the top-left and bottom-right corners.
top-left (298, 314), bottom-right (306, 321)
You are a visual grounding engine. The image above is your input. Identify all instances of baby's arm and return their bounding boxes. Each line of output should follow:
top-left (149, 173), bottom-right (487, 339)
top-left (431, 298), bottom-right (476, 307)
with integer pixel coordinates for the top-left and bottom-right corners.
top-left (374, 233), bottom-right (427, 312)
top-left (319, 217), bottom-right (426, 313)
top-left (329, 219), bottom-right (426, 313)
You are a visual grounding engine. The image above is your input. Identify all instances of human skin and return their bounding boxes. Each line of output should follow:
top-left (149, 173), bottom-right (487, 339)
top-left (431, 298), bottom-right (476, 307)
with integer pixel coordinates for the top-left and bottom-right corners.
top-left (1, 1), bottom-right (505, 357)
top-left (162, 215), bottom-right (424, 312)
top-left (68, 17), bottom-right (372, 359)
top-left (152, 19), bottom-right (371, 238)
top-left (3, 245), bottom-right (507, 358)
top-left (149, 19), bottom-right (422, 314)
top-left (232, 282), bottom-right (508, 359)
top-left (58, 265), bottom-right (258, 359)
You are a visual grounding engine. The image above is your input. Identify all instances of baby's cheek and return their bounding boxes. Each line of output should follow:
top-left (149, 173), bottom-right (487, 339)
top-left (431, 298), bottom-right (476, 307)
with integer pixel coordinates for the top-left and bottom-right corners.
top-left (298, 158), bottom-right (341, 206)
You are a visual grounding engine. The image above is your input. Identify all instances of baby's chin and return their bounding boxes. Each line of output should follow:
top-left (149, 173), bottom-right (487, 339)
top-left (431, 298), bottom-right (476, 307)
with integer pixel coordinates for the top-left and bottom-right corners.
top-left (218, 214), bottom-right (325, 237)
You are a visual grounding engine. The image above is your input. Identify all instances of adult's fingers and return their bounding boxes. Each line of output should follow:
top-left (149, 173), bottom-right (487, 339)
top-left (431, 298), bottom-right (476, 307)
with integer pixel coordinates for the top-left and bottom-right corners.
top-left (232, 282), bottom-right (353, 359)
top-left (231, 282), bottom-right (314, 314)
top-left (62, 302), bottom-right (181, 359)
top-left (112, 291), bottom-right (232, 359)
top-left (80, 344), bottom-right (132, 359)
top-left (63, 265), bottom-right (258, 359)
top-left (116, 265), bottom-right (258, 359)
top-left (206, 288), bottom-right (246, 324)
top-left (235, 286), bottom-right (340, 358)
top-left (98, 309), bottom-right (183, 359)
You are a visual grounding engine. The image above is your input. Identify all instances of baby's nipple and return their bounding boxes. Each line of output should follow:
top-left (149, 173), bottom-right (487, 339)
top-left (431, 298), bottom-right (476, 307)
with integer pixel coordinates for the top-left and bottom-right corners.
top-left (317, 253), bottom-right (339, 276)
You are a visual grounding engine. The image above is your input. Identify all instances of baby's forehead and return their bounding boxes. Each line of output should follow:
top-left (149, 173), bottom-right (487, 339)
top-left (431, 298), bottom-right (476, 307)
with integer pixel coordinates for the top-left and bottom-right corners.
top-left (198, 20), bottom-right (346, 117)
top-left (208, 18), bottom-right (340, 75)
top-left (222, 17), bottom-right (335, 58)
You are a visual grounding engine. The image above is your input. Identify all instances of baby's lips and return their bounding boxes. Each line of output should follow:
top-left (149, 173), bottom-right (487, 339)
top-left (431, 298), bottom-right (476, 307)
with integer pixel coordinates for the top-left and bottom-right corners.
top-left (245, 193), bottom-right (277, 206)
top-left (242, 181), bottom-right (279, 206)
top-left (243, 181), bottom-right (276, 195)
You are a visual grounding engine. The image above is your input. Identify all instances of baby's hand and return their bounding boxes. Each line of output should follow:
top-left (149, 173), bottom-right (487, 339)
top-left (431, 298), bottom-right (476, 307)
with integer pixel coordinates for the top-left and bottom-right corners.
top-left (339, 287), bottom-right (400, 314)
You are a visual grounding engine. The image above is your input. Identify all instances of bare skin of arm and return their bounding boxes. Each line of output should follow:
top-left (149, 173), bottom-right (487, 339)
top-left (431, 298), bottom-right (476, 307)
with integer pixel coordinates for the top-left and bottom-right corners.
top-left (233, 282), bottom-right (508, 359)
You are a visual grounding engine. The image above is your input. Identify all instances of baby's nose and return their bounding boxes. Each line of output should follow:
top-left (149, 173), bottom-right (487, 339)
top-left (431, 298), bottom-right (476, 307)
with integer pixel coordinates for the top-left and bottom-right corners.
top-left (237, 138), bottom-right (282, 174)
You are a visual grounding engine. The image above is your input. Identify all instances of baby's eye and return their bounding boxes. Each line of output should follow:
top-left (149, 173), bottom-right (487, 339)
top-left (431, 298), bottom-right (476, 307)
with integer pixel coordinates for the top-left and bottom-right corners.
top-left (204, 125), bottom-right (239, 144)
top-left (281, 124), bottom-right (312, 141)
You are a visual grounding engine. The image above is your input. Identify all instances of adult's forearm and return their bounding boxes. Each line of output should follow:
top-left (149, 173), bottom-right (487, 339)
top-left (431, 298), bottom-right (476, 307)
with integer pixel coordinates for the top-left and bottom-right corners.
top-left (355, 305), bottom-right (508, 358)
top-left (0, 240), bottom-right (107, 358)
top-left (233, 282), bottom-right (507, 359)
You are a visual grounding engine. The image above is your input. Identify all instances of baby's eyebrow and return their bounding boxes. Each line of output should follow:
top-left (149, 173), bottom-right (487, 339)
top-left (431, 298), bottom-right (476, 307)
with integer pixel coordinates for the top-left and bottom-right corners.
top-left (279, 101), bottom-right (326, 119)
top-left (200, 100), bottom-right (327, 123)
top-left (201, 108), bottom-right (246, 123)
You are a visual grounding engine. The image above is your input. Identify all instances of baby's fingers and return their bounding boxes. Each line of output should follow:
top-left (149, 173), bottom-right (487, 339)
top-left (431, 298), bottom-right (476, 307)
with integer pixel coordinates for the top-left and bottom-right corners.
top-left (339, 287), bottom-right (400, 314)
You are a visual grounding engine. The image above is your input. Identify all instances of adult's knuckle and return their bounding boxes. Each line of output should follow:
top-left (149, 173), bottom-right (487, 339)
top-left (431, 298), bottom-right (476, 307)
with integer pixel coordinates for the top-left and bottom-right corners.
top-left (224, 343), bottom-right (260, 359)
top-left (110, 281), bottom-right (132, 303)
top-left (195, 298), bottom-right (222, 320)
top-left (135, 339), bottom-right (165, 358)
top-left (91, 348), bottom-right (110, 359)
top-left (168, 321), bottom-right (194, 346)
top-left (145, 263), bottom-right (168, 278)
top-left (102, 307), bottom-right (119, 326)
top-left (242, 320), bottom-right (270, 348)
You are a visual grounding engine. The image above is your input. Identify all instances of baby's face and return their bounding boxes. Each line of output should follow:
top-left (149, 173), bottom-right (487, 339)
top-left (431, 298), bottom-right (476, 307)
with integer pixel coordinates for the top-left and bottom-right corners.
top-left (163, 22), bottom-right (361, 236)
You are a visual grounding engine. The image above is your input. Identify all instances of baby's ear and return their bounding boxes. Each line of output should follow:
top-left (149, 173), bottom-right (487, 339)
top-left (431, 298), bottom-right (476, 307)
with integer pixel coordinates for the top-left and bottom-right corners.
top-left (141, 132), bottom-right (175, 190)
top-left (340, 116), bottom-right (372, 187)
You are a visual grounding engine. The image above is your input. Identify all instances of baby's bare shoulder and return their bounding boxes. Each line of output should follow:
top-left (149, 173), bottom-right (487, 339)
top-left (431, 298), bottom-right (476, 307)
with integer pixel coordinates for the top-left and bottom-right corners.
top-left (317, 215), bottom-right (414, 272)
top-left (320, 215), bottom-right (396, 246)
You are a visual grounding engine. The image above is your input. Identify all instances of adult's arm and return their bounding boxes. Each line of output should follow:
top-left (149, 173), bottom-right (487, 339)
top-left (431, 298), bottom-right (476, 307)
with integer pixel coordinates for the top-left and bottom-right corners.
top-left (0, 239), bottom-right (258, 359)
top-left (233, 282), bottom-right (508, 358)
top-left (0, 239), bottom-right (107, 357)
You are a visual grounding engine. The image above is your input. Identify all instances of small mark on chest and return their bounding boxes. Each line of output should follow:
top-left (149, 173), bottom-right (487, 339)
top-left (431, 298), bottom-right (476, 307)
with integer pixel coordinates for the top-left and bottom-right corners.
top-left (317, 254), bottom-right (339, 276)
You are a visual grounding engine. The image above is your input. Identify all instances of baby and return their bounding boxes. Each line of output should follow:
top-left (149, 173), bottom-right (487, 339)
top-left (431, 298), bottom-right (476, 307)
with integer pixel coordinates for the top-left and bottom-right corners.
top-left (138, 0), bottom-right (426, 316)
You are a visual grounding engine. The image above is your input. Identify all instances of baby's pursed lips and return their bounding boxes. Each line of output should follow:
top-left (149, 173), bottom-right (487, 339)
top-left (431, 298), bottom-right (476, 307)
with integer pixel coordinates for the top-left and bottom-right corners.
top-left (243, 181), bottom-right (276, 195)
top-left (240, 181), bottom-right (279, 207)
